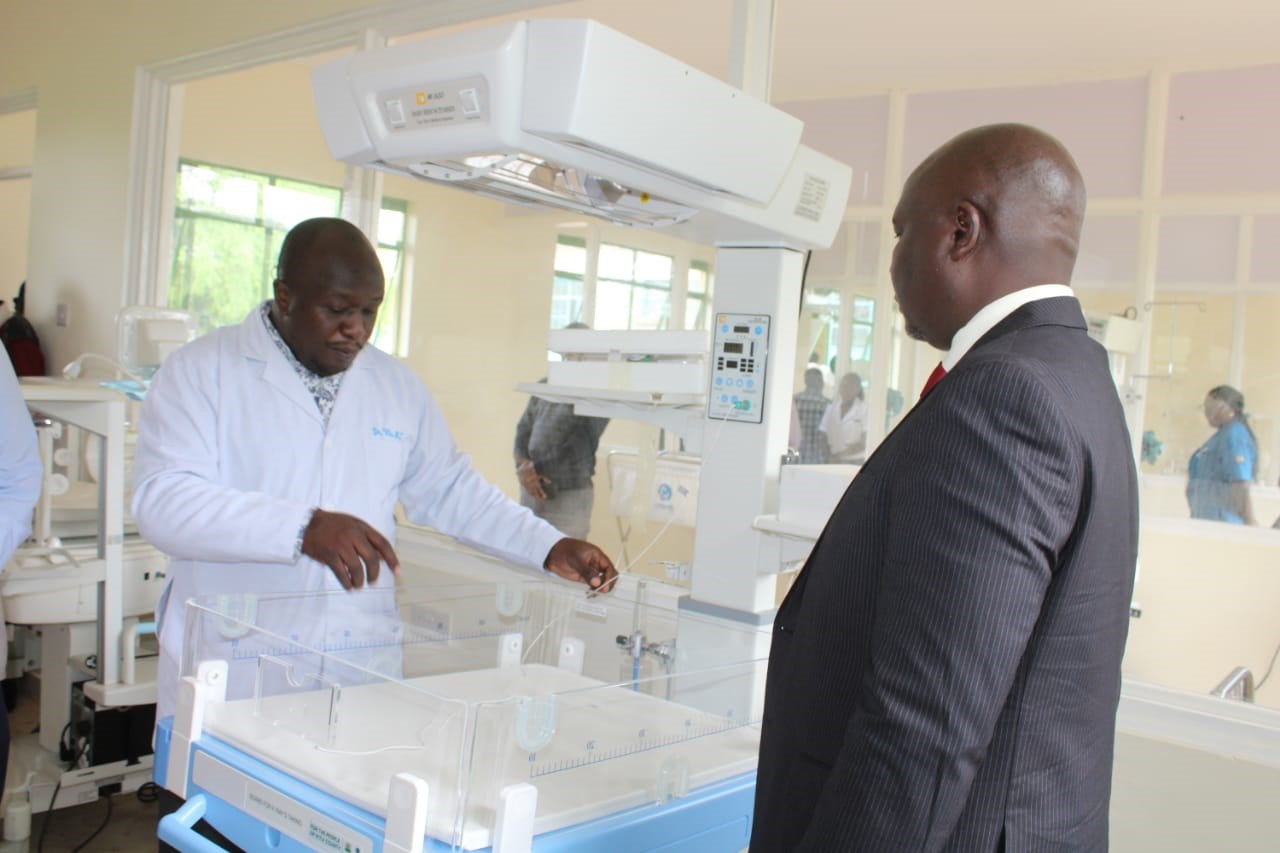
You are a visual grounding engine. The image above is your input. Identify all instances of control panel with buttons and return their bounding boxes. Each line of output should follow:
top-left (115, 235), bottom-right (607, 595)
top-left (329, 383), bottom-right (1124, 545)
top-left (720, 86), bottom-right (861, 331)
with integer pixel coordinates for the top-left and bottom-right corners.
top-left (378, 75), bottom-right (489, 133)
top-left (707, 313), bottom-right (769, 424)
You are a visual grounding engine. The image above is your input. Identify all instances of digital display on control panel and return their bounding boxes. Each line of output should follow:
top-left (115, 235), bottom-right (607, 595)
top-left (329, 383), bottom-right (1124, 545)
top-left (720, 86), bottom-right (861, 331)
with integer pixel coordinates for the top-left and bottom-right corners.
top-left (708, 313), bottom-right (770, 424)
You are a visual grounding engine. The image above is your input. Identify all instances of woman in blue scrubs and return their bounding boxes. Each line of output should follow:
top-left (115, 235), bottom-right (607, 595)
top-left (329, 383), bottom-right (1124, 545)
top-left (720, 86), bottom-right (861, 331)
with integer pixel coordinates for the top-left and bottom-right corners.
top-left (1187, 384), bottom-right (1257, 524)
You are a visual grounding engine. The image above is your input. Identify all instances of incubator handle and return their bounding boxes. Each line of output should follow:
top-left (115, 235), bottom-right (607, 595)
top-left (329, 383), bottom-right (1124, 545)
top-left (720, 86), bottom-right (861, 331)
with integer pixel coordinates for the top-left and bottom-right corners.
top-left (157, 795), bottom-right (228, 853)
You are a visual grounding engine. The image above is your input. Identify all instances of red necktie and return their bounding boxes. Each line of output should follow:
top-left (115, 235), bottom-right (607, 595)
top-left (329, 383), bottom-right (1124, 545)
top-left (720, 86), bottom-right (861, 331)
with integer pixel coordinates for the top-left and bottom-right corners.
top-left (920, 362), bottom-right (947, 398)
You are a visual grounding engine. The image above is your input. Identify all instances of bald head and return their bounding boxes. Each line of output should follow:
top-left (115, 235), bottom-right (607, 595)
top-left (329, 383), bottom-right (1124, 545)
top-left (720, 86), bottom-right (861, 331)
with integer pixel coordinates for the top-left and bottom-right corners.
top-left (915, 124), bottom-right (1085, 275)
top-left (890, 124), bottom-right (1086, 350)
top-left (277, 217), bottom-right (381, 288)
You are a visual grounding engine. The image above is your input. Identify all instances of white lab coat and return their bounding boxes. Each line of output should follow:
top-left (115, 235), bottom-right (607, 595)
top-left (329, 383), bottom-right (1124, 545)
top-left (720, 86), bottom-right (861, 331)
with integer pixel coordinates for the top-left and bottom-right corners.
top-left (133, 309), bottom-right (563, 720)
top-left (817, 395), bottom-right (869, 464)
top-left (0, 357), bottom-right (41, 567)
top-left (0, 358), bottom-right (43, 660)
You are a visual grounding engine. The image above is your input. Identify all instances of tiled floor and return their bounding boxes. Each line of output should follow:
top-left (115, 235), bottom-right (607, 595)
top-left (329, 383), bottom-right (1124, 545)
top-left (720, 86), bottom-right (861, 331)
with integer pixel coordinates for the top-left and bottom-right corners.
top-left (2, 680), bottom-right (160, 852)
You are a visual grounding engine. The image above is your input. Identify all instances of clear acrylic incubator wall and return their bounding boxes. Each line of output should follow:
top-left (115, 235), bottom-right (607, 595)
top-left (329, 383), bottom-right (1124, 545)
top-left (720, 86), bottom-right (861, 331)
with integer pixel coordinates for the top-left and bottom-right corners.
top-left (176, 577), bottom-right (769, 850)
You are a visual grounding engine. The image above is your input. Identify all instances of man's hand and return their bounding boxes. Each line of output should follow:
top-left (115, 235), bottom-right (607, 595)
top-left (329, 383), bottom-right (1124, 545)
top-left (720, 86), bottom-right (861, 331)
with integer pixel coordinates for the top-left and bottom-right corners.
top-left (516, 458), bottom-right (551, 500)
top-left (301, 509), bottom-right (400, 590)
top-left (545, 538), bottom-right (617, 591)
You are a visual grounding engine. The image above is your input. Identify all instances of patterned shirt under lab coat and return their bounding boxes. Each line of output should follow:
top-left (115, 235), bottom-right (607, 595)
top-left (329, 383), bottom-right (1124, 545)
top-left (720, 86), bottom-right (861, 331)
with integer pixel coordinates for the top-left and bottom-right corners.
top-left (132, 307), bottom-right (563, 721)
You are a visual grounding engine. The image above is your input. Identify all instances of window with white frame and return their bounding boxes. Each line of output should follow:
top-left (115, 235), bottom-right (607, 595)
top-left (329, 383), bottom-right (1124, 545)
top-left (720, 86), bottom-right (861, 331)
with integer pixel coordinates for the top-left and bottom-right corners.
top-left (686, 260), bottom-right (713, 331)
top-left (550, 234), bottom-right (713, 332)
top-left (169, 160), bottom-right (408, 352)
top-left (550, 235), bottom-right (587, 328)
top-left (848, 296), bottom-right (875, 363)
top-left (595, 243), bottom-right (674, 330)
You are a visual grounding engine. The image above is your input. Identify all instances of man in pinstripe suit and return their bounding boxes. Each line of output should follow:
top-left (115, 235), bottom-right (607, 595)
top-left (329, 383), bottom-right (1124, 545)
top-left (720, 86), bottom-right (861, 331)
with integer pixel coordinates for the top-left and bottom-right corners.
top-left (751, 124), bottom-right (1138, 852)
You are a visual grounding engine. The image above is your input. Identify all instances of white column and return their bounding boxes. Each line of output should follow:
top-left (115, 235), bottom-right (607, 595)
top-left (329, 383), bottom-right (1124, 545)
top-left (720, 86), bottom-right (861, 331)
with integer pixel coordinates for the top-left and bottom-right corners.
top-left (727, 0), bottom-right (776, 101)
top-left (689, 247), bottom-right (803, 617)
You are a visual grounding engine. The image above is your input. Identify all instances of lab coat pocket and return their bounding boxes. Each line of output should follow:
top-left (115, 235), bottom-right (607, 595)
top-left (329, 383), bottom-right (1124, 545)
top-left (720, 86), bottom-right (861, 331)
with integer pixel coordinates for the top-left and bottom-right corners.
top-left (363, 427), bottom-right (413, 484)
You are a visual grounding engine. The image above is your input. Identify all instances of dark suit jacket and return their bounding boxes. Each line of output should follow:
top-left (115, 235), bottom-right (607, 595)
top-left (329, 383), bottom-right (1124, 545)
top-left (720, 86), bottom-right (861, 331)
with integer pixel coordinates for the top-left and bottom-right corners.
top-left (752, 297), bottom-right (1138, 852)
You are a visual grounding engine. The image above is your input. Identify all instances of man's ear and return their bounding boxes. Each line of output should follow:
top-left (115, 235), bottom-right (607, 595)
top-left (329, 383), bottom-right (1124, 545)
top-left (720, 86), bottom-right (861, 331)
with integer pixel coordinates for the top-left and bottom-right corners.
top-left (272, 278), bottom-right (291, 316)
top-left (950, 200), bottom-right (983, 261)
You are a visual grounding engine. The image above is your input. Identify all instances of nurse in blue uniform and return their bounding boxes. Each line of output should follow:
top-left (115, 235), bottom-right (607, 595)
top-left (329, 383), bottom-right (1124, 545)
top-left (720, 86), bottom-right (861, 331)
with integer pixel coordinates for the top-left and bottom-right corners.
top-left (1187, 384), bottom-right (1257, 524)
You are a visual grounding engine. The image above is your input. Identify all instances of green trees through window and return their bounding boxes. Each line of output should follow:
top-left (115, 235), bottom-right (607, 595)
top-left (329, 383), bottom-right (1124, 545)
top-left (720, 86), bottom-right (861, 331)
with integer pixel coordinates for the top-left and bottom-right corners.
top-left (169, 160), bottom-right (407, 353)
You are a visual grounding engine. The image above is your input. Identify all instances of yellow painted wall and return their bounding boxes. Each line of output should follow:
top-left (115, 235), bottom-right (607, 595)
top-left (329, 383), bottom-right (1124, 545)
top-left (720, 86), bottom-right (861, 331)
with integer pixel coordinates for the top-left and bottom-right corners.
top-left (0, 0), bottom-right (390, 375)
top-left (1123, 518), bottom-right (1280, 710)
top-left (0, 109), bottom-right (35, 165)
top-left (0, 179), bottom-right (30, 306)
top-left (0, 109), bottom-right (36, 312)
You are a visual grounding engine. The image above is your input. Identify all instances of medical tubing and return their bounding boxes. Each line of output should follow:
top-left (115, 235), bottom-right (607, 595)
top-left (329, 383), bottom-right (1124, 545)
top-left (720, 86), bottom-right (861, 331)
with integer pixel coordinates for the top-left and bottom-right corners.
top-left (520, 591), bottom-right (578, 665)
top-left (613, 408), bottom-right (733, 574)
top-left (1255, 638), bottom-right (1280, 690)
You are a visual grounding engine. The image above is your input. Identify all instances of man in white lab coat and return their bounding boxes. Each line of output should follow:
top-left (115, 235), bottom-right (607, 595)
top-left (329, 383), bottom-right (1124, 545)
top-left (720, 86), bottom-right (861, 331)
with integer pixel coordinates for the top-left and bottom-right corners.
top-left (0, 354), bottom-right (43, 797)
top-left (133, 218), bottom-right (617, 730)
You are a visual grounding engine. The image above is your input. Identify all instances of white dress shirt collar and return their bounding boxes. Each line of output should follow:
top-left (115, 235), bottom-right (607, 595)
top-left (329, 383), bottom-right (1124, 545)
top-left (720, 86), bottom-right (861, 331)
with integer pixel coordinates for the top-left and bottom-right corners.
top-left (941, 284), bottom-right (1074, 372)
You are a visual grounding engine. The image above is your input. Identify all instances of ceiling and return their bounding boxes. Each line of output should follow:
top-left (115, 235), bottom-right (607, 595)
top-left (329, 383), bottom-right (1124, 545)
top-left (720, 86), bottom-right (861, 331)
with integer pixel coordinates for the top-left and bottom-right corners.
top-left (411, 0), bottom-right (1280, 102)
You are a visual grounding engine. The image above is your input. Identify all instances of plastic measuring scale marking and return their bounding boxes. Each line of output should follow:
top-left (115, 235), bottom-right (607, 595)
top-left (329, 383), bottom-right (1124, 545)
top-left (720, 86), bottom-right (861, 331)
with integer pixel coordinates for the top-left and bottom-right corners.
top-left (524, 713), bottom-right (760, 779)
top-left (227, 625), bottom-right (516, 660)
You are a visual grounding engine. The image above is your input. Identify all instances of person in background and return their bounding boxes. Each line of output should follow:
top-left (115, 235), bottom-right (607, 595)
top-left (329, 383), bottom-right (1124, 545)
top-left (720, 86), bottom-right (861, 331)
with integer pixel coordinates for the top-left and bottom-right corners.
top-left (514, 323), bottom-right (610, 539)
top-left (1187, 384), bottom-right (1257, 525)
top-left (752, 124), bottom-right (1138, 851)
top-left (807, 351), bottom-right (835, 398)
top-left (133, 218), bottom-right (616, 848)
top-left (790, 366), bottom-right (831, 464)
top-left (0, 355), bottom-right (43, 796)
top-left (817, 371), bottom-right (868, 464)
top-left (0, 284), bottom-right (45, 377)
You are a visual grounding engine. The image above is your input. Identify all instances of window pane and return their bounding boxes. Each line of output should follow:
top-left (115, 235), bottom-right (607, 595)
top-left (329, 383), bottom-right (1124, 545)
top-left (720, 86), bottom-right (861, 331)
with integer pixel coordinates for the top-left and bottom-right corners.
top-left (688, 265), bottom-right (708, 296)
top-left (595, 280), bottom-right (632, 330)
top-left (685, 294), bottom-right (708, 330)
top-left (171, 162), bottom-right (408, 359)
top-left (213, 175), bottom-right (263, 221)
top-left (634, 249), bottom-right (673, 286)
top-left (850, 322), bottom-right (874, 361)
top-left (169, 215), bottom-right (271, 335)
top-left (554, 241), bottom-right (587, 276)
top-left (551, 273), bottom-right (585, 329)
top-left (1140, 293), bottom-right (1235, 479)
top-left (377, 207), bottom-right (406, 247)
top-left (800, 289), bottom-right (841, 391)
top-left (598, 243), bottom-right (635, 280)
top-left (265, 227), bottom-right (287, 280)
top-left (263, 182), bottom-right (339, 230)
top-left (852, 296), bottom-right (875, 325)
top-left (370, 246), bottom-right (402, 353)
top-left (175, 163), bottom-right (221, 210)
top-left (630, 286), bottom-right (670, 330)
